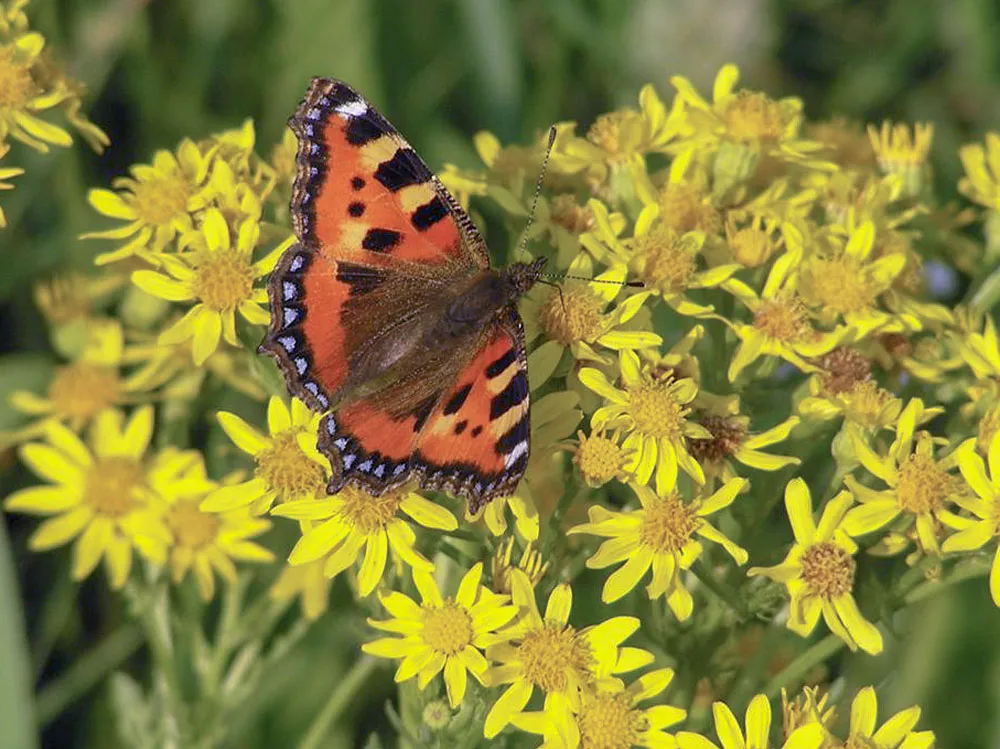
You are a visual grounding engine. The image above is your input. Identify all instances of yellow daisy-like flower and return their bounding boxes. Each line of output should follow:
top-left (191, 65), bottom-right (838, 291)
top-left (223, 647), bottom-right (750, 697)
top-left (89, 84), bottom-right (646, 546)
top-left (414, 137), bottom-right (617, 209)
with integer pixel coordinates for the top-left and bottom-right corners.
top-left (477, 485), bottom-right (540, 542)
top-left (569, 479), bottom-right (748, 616)
top-left (748, 478), bottom-right (883, 654)
top-left (201, 396), bottom-right (327, 514)
top-left (867, 121), bottom-right (934, 197)
top-left (83, 140), bottom-right (211, 264)
top-left (363, 562), bottom-right (518, 708)
top-left (521, 252), bottom-right (661, 368)
top-left (131, 211), bottom-right (281, 364)
top-left (675, 694), bottom-right (824, 749)
top-left (725, 247), bottom-right (849, 381)
top-left (271, 484), bottom-right (457, 597)
top-left (0, 31), bottom-right (74, 151)
top-left (843, 398), bottom-right (962, 555)
top-left (797, 348), bottom-right (902, 434)
top-left (670, 63), bottom-right (832, 172)
top-left (155, 456), bottom-right (274, 600)
top-left (958, 132), bottom-right (1000, 210)
top-left (483, 570), bottom-right (646, 738)
top-left (688, 410), bottom-right (801, 485)
top-left (941, 434), bottom-right (1000, 606)
top-left (832, 687), bottom-right (935, 749)
top-left (796, 221), bottom-right (911, 338)
top-left (3, 407), bottom-right (169, 589)
top-left (512, 667), bottom-right (687, 749)
top-left (565, 424), bottom-right (636, 488)
top-left (579, 349), bottom-right (709, 491)
top-left (491, 537), bottom-right (550, 595)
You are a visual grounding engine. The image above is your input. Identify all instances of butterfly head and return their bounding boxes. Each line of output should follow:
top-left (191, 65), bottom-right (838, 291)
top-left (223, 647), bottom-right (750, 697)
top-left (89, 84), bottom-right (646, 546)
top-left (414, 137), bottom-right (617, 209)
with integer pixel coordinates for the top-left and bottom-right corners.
top-left (504, 256), bottom-right (548, 296)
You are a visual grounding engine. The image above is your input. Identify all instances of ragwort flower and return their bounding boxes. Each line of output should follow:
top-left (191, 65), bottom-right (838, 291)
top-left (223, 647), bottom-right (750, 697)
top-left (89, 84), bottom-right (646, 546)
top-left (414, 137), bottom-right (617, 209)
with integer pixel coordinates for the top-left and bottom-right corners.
top-left (131, 210), bottom-right (281, 364)
top-left (580, 349), bottom-right (709, 492)
top-left (748, 478), bottom-right (883, 654)
top-left (958, 132), bottom-right (1000, 211)
top-left (0, 31), bottom-right (73, 151)
top-left (797, 348), bottom-right (902, 434)
top-left (202, 396), bottom-right (327, 514)
top-left (512, 667), bottom-right (686, 749)
top-left (941, 434), bottom-right (1000, 605)
top-left (363, 563), bottom-right (518, 708)
top-left (272, 484), bottom-right (457, 597)
top-left (483, 570), bottom-right (647, 738)
top-left (3, 407), bottom-right (169, 589)
top-left (0, 141), bottom-right (22, 226)
top-left (843, 398), bottom-right (961, 555)
top-left (676, 694), bottom-right (824, 749)
top-left (833, 687), bottom-right (935, 749)
top-left (867, 121), bottom-right (934, 197)
top-left (569, 479), bottom-right (747, 617)
top-left (688, 409), bottom-right (800, 485)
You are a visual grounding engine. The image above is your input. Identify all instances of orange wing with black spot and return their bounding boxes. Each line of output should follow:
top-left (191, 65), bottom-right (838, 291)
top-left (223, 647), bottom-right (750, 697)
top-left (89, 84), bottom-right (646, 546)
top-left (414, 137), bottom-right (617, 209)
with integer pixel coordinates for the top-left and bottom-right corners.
top-left (261, 78), bottom-right (487, 411)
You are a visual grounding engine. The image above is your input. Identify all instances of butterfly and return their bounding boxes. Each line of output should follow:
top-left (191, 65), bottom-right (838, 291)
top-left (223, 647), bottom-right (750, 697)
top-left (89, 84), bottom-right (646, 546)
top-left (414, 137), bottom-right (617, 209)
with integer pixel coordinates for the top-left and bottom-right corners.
top-left (260, 78), bottom-right (546, 514)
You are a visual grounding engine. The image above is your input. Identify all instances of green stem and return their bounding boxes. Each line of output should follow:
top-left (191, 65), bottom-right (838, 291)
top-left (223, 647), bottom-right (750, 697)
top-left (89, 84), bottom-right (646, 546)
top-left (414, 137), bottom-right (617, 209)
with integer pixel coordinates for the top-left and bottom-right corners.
top-left (35, 624), bottom-right (143, 726)
top-left (297, 656), bottom-right (380, 749)
top-left (204, 579), bottom-right (245, 700)
top-left (691, 560), bottom-right (747, 619)
top-left (762, 634), bottom-right (844, 698)
top-left (125, 580), bottom-right (184, 713)
top-left (903, 559), bottom-right (990, 606)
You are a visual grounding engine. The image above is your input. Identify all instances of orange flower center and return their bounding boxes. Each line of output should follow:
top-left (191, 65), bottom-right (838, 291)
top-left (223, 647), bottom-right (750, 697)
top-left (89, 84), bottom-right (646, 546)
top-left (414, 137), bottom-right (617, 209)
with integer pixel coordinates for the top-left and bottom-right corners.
top-left (723, 90), bottom-right (789, 142)
top-left (978, 405), bottom-right (1000, 456)
top-left (48, 362), bottom-right (122, 422)
top-left (575, 431), bottom-right (629, 486)
top-left (752, 296), bottom-right (811, 343)
top-left (517, 623), bottom-right (592, 693)
top-left (84, 457), bottom-right (146, 518)
top-left (895, 453), bottom-right (952, 515)
top-left (627, 375), bottom-right (689, 439)
top-left (254, 430), bottom-right (326, 503)
top-left (800, 256), bottom-right (881, 316)
top-left (0, 45), bottom-right (35, 110)
top-left (800, 541), bottom-right (855, 599)
top-left (194, 250), bottom-right (255, 311)
top-left (539, 285), bottom-right (605, 345)
top-left (550, 195), bottom-right (595, 234)
top-left (422, 600), bottom-right (474, 655)
top-left (818, 348), bottom-right (872, 395)
top-left (659, 182), bottom-right (721, 234)
top-left (131, 171), bottom-right (191, 227)
top-left (338, 485), bottom-right (404, 535)
top-left (577, 692), bottom-right (641, 749)
top-left (728, 224), bottom-right (776, 267)
top-left (639, 492), bottom-right (701, 553)
top-left (841, 381), bottom-right (895, 430)
top-left (632, 228), bottom-right (698, 295)
top-left (167, 499), bottom-right (219, 550)
top-left (687, 416), bottom-right (747, 464)
top-left (587, 111), bottom-right (640, 158)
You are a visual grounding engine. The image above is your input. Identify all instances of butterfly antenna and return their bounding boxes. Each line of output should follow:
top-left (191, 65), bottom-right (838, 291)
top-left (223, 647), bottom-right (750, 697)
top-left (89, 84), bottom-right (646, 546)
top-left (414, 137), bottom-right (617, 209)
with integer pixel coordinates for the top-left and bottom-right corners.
top-left (515, 126), bottom-right (558, 262)
top-left (549, 273), bottom-right (645, 289)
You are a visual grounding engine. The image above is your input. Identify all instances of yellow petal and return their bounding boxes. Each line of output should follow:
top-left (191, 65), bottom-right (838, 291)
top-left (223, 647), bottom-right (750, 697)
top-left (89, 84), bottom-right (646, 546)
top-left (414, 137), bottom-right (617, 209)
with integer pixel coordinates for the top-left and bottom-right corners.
top-left (217, 412), bottom-right (270, 456)
top-left (19, 443), bottom-right (85, 486)
top-left (88, 188), bottom-right (136, 220)
top-left (131, 270), bottom-right (195, 302)
top-left (357, 531), bottom-right (388, 596)
top-left (544, 583), bottom-right (573, 625)
top-left (71, 517), bottom-right (112, 580)
top-left (192, 309), bottom-right (223, 365)
top-left (4, 486), bottom-right (79, 515)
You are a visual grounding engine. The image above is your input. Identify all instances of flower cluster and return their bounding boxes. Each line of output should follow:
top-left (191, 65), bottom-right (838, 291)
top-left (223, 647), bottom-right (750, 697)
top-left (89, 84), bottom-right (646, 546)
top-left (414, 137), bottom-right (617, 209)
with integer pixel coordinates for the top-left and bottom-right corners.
top-left (10, 32), bottom-right (999, 744)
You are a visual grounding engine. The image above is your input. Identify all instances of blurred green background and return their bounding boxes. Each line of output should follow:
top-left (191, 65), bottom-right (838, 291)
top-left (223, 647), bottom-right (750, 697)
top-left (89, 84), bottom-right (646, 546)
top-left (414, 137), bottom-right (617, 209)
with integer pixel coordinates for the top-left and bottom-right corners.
top-left (4, 0), bottom-right (1000, 747)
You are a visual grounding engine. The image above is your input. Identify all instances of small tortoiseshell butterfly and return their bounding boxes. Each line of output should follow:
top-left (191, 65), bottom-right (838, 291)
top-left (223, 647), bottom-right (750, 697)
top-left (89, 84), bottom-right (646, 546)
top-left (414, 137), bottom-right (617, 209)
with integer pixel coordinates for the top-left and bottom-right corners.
top-left (261, 78), bottom-right (545, 513)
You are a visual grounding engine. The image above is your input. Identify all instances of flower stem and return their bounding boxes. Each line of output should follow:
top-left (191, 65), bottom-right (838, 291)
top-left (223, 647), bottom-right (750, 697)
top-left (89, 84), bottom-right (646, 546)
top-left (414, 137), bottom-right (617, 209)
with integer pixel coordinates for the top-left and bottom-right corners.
top-left (691, 559), bottom-right (747, 619)
top-left (297, 655), bottom-right (380, 749)
top-left (763, 634), bottom-right (844, 698)
top-left (35, 624), bottom-right (143, 726)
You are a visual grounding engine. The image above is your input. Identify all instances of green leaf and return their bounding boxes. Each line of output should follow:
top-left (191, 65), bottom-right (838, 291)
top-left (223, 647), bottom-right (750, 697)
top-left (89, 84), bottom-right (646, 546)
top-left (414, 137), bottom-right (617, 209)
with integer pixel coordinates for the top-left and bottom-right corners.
top-left (0, 354), bottom-right (54, 431)
top-left (0, 522), bottom-right (38, 749)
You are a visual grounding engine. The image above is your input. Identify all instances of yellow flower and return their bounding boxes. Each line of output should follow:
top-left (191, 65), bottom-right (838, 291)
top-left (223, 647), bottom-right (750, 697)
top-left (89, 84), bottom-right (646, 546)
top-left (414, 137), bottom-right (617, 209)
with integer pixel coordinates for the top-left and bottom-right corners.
top-left (478, 485), bottom-right (540, 542)
top-left (8, 320), bottom-right (143, 437)
top-left (491, 537), bottom-right (550, 595)
top-left (521, 252), bottom-right (662, 368)
top-left (483, 570), bottom-right (647, 738)
top-left (512, 668), bottom-right (687, 749)
top-left (154, 453), bottom-right (274, 600)
top-left (272, 484), bottom-right (457, 597)
top-left (569, 479), bottom-right (747, 616)
top-left (748, 478), bottom-right (883, 654)
top-left (796, 221), bottom-right (911, 338)
top-left (797, 348), bottom-right (902, 433)
top-left (580, 349), bottom-right (709, 491)
top-left (833, 687), bottom-right (935, 749)
top-left (725, 247), bottom-right (849, 381)
top-left (566, 424), bottom-right (636, 488)
top-left (670, 63), bottom-right (833, 172)
top-left (201, 396), bottom-right (327, 514)
top-left (0, 141), bottom-right (23, 226)
top-left (0, 32), bottom-right (74, 151)
top-left (722, 211), bottom-right (787, 268)
top-left (3, 407), bottom-right (169, 589)
top-left (363, 563), bottom-right (518, 708)
top-left (941, 435), bottom-right (1000, 605)
top-left (84, 140), bottom-right (211, 264)
top-left (269, 552), bottom-right (331, 622)
top-left (843, 399), bottom-right (961, 555)
top-left (675, 694), bottom-right (824, 749)
top-left (958, 132), bottom-right (1000, 210)
top-left (131, 211), bottom-right (281, 364)
top-left (688, 410), bottom-right (801, 485)
top-left (867, 121), bottom-right (934, 197)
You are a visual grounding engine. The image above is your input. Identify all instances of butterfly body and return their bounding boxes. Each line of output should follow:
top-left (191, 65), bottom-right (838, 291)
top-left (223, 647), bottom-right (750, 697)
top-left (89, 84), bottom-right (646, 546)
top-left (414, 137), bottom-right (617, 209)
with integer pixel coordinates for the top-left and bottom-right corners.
top-left (261, 78), bottom-right (540, 512)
